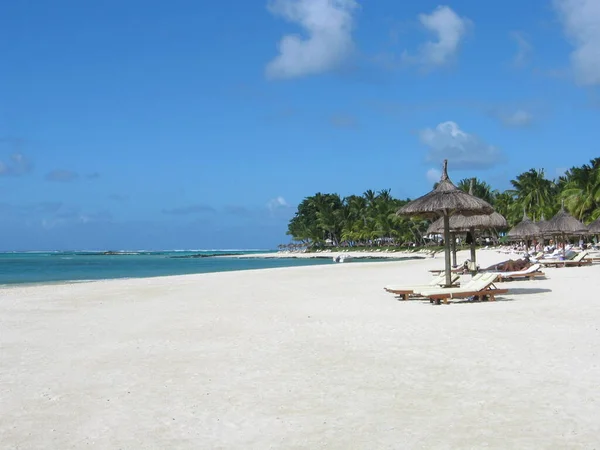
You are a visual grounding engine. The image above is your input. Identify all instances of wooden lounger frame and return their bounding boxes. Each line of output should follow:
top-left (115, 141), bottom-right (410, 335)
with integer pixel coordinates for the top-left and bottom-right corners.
top-left (388, 282), bottom-right (460, 300)
top-left (497, 271), bottom-right (546, 282)
top-left (425, 282), bottom-right (508, 305)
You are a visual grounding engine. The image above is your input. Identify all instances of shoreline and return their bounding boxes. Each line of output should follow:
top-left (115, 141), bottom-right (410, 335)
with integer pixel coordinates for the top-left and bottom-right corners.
top-left (0, 255), bottom-right (417, 290)
top-left (0, 250), bottom-right (431, 288)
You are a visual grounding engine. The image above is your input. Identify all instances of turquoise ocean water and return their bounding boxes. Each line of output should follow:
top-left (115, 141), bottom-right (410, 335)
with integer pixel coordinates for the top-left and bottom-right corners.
top-left (0, 250), bottom-right (406, 286)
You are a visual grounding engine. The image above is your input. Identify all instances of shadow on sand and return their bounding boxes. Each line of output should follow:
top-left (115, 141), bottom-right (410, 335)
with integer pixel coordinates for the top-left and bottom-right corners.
top-left (502, 288), bottom-right (552, 295)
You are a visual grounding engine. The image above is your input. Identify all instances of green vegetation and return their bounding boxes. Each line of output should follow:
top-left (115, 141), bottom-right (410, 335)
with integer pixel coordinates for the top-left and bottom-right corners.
top-left (286, 158), bottom-right (600, 248)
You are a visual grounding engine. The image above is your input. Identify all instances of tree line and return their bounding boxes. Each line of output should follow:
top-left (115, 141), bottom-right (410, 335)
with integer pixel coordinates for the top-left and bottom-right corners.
top-left (286, 158), bottom-right (600, 248)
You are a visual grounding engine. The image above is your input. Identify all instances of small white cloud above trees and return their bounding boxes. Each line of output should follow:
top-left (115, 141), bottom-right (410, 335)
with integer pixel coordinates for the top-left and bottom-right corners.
top-left (267, 196), bottom-right (289, 211)
top-left (419, 121), bottom-right (505, 169)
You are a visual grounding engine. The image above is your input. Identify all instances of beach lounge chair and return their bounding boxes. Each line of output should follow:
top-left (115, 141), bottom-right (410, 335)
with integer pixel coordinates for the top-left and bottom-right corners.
top-left (386, 272), bottom-right (486, 301)
top-left (384, 273), bottom-right (461, 300)
top-left (541, 251), bottom-right (592, 268)
top-left (420, 273), bottom-right (508, 305)
top-left (586, 253), bottom-right (600, 263)
top-left (495, 263), bottom-right (546, 282)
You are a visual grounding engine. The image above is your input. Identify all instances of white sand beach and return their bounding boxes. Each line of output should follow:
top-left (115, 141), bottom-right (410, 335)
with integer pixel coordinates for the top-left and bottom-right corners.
top-left (2, 249), bottom-right (600, 449)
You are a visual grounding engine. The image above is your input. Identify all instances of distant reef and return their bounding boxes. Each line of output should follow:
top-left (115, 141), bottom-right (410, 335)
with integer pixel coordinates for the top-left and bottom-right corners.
top-left (169, 253), bottom-right (240, 259)
top-left (102, 251), bottom-right (143, 255)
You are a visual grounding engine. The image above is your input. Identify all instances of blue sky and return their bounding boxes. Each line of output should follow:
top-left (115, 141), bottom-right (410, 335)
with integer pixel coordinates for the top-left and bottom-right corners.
top-left (1, 0), bottom-right (599, 250)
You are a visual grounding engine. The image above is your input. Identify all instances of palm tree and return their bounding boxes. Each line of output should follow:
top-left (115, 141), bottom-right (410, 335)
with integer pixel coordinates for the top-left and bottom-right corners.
top-left (493, 191), bottom-right (519, 226)
top-left (561, 158), bottom-right (600, 222)
top-left (509, 169), bottom-right (557, 221)
top-left (285, 159), bottom-right (600, 250)
top-left (311, 193), bottom-right (343, 245)
top-left (457, 178), bottom-right (497, 204)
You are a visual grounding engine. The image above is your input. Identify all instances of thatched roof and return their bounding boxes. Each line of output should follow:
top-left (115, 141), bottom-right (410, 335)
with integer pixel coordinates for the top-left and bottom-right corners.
top-left (452, 212), bottom-right (507, 230)
top-left (507, 211), bottom-right (541, 239)
top-left (535, 213), bottom-right (551, 235)
top-left (588, 217), bottom-right (600, 234)
top-left (427, 217), bottom-right (450, 235)
top-left (397, 160), bottom-right (494, 219)
top-left (427, 211), bottom-right (507, 234)
top-left (545, 206), bottom-right (588, 235)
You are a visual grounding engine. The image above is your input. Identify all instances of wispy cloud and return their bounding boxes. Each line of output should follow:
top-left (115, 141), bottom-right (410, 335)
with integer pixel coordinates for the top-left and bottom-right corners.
top-left (78, 211), bottom-right (113, 224)
top-left (510, 31), bottom-right (533, 67)
top-left (266, 196), bottom-right (289, 212)
top-left (368, 99), bottom-right (541, 127)
top-left (419, 121), bottom-right (505, 169)
top-left (0, 201), bottom-right (112, 230)
top-left (0, 152), bottom-right (34, 177)
top-left (0, 201), bottom-right (63, 216)
top-left (329, 113), bottom-right (359, 129)
top-left (108, 194), bottom-right (129, 202)
top-left (46, 169), bottom-right (79, 182)
top-left (162, 204), bottom-right (216, 215)
top-left (489, 108), bottom-right (535, 128)
top-left (266, 0), bottom-right (358, 79)
top-left (42, 208), bottom-right (113, 229)
top-left (502, 110), bottom-right (534, 127)
top-left (554, 0), bottom-right (600, 86)
top-left (223, 205), bottom-right (256, 217)
top-left (86, 172), bottom-right (100, 179)
top-left (264, 107), bottom-right (298, 122)
top-left (402, 6), bottom-right (470, 69)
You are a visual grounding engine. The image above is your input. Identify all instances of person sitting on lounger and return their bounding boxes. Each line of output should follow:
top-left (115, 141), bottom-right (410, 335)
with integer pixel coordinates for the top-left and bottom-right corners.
top-left (484, 256), bottom-right (531, 272)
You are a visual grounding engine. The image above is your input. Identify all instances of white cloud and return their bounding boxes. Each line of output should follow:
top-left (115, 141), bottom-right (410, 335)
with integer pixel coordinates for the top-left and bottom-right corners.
top-left (510, 31), bottom-right (532, 67)
top-left (265, 0), bottom-right (358, 79)
top-left (426, 168), bottom-right (442, 184)
top-left (403, 6), bottom-right (470, 68)
top-left (267, 196), bottom-right (289, 211)
top-left (554, 0), bottom-right (600, 86)
top-left (419, 121), bottom-right (504, 169)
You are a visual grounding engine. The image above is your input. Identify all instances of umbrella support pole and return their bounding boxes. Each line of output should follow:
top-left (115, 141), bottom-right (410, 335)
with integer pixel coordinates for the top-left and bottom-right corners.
top-left (469, 227), bottom-right (477, 273)
top-left (443, 213), bottom-right (452, 288)
top-left (451, 233), bottom-right (457, 268)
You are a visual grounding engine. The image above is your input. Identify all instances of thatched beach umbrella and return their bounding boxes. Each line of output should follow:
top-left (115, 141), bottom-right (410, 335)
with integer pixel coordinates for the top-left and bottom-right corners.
top-left (535, 213), bottom-right (551, 238)
top-left (545, 204), bottom-right (588, 258)
top-left (452, 211), bottom-right (507, 266)
top-left (426, 180), bottom-right (507, 269)
top-left (397, 160), bottom-right (494, 287)
top-left (588, 217), bottom-right (600, 234)
top-left (507, 210), bottom-right (540, 247)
